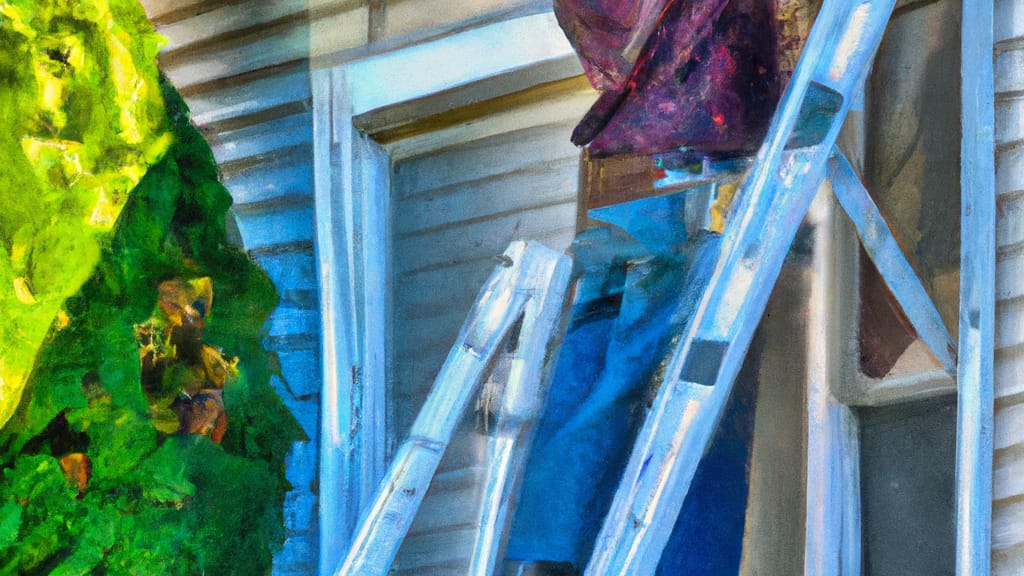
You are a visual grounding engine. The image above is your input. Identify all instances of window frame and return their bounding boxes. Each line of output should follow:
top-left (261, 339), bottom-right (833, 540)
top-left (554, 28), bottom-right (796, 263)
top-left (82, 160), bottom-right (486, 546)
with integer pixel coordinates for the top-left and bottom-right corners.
top-left (309, 13), bottom-right (581, 575)
top-left (803, 1), bottom-right (996, 573)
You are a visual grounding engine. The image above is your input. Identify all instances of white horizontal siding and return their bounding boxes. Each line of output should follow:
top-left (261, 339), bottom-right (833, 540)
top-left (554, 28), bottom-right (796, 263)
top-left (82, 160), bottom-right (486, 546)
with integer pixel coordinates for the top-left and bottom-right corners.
top-left (233, 203), bottom-right (316, 250)
top-left (998, 191), bottom-right (1024, 250)
top-left (142, 0), bottom-right (217, 23)
top-left (381, 0), bottom-right (535, 41)
top-left (994, 541), bottom-right (1024, 575)
top-left (996, 48), bottom-right (1024, 94)
top-left (210, 111), bottom-right (314, 165)
top-left (223, 145), bottom-right (316, 206)
top-left (998, 298), bottom-right (1024, 350)
top-left (997, 98), bottom-right (1024, 148)
top-left (389, 91), bottom-right (588, 570)
top-left (186, 62), bottom-right (311, 126)
top-left (996, 0), bottom-right (1024, 43)
top-left (994, 3), bottom-right (1024, 572)
top-left (392, 528), bottom-right (480, 574)
top-left (995, 345), bottom-right (1024, 397)
top-left (160, 6), bottom-right (369, 90)
top-left (156, 0), bottom-right (316, 50)
top-left (994, 445), bottom-right (1024, 502)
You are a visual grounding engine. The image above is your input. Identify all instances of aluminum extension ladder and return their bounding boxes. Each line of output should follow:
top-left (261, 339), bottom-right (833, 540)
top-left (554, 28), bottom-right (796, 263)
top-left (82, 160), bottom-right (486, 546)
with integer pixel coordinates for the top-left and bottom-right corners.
top-left (584, 0), bottom-right (963, 573)
top-left (335, 241), bottom-right (573, 575)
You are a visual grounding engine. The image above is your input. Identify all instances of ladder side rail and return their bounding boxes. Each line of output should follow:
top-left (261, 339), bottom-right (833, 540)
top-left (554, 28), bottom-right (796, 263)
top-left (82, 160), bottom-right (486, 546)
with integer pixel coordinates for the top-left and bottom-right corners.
top-left (335, 242), bottom-right (558, 575)
top-left (469, 246), bottom-right (574, 576)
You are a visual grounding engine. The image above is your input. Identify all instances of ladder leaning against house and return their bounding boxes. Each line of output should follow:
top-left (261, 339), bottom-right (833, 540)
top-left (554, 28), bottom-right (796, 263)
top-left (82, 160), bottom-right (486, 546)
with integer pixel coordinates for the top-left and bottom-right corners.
top-left (333, 0), bottom-right (995, 574)
top-left (587, 1), bottom-right (995, 573)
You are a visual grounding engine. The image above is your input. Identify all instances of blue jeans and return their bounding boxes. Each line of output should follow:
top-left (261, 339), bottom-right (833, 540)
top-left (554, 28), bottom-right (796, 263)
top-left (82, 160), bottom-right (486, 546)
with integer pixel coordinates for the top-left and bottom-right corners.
top-left (507, 210), bottom-right (758, 574)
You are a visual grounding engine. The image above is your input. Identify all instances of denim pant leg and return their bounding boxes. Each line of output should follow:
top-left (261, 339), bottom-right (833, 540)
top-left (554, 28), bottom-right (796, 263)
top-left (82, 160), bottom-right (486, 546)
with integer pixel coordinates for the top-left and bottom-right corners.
top-left (507, 230), bottom-right (757, 572)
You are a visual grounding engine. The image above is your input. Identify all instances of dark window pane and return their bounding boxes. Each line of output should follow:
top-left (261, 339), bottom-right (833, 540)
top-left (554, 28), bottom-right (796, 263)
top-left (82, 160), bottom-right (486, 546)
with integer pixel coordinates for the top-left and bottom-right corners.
top-left (859, 395), bottom-right (956, 576)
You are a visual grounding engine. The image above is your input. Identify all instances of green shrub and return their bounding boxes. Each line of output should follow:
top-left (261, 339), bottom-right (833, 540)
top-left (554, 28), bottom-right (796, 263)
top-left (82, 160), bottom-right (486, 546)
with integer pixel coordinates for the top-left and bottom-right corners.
top-left (0, 2), bottom-right (304, 573)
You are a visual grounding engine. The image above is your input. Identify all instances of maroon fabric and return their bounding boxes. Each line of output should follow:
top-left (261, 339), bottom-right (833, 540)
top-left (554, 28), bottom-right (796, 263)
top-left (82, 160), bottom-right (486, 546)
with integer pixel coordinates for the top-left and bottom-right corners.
top-left (555, 0), bottom-right (779, 157)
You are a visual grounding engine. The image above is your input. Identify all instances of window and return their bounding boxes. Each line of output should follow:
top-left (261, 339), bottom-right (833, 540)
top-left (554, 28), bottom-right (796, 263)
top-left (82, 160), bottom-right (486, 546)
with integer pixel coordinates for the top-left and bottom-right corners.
top-left (806, 1), bottom-right (995, 574)
top-left (310, 13), bottom-right (595, 574)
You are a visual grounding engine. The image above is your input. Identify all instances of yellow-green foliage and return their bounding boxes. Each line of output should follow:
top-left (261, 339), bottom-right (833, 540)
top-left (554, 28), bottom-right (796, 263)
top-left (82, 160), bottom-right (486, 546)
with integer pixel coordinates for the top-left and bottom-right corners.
top-left (0, 76), bottom-right (304, 575)
top-left (0, 0), bottom-right (171, 428)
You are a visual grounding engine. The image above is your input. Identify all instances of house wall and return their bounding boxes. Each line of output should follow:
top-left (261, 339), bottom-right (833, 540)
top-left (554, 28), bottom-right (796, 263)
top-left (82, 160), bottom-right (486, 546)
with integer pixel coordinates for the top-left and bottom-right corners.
top-left (993, 0), bottom-right (1024, 573)
top-left (138, 2), bottom-right (555, 574)
top-left (137, 1), bottom-right (1023, 574)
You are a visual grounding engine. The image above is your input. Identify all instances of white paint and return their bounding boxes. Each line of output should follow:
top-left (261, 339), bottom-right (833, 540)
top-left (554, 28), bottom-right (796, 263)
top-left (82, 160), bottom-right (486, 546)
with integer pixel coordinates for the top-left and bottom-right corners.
top-left (996, 0), bottom-right (1024, 43)
top-left (319, 12), bottom-right (576, 116)
top-left (995, 47), bottom-right (1024, 93)
top-left (829, 4), bottom-right (873, 82)
top-left (803, 187), bottom-right (862, 576)
top-left (997, 146), bottom-right (1024, 197)
top-left (313, 67), bottom-right (355, 576)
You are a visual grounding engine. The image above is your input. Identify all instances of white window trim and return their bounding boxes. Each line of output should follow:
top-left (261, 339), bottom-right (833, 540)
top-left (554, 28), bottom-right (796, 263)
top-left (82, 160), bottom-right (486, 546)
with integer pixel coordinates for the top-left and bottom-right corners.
top-left (309, 12), bottom-right (579, 575)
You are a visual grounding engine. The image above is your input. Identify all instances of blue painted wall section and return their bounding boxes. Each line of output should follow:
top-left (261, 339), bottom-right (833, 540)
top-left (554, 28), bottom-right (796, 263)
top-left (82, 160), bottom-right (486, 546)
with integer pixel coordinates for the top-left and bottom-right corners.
top-left (222, 118), bottom-right (322, 574)
top-left (255, 245), bottom-right (323, 576)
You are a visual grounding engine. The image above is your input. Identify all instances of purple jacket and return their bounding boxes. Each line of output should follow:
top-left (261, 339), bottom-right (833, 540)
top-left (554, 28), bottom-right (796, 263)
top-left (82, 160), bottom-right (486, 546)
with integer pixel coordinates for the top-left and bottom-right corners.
top-left (555, 0), bottom-right (779, 156)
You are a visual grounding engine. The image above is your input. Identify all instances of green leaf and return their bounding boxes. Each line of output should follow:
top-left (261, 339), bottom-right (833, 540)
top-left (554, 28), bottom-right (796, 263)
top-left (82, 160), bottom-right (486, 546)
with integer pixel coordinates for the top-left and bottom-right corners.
top-left (0, 500), bottom-right (22, 551)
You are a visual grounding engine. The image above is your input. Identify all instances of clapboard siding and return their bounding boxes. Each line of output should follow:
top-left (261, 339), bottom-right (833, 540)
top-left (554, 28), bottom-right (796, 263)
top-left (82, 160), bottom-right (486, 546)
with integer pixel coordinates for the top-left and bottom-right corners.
top-left (156, 0), bottom-right (316, 50)
top-left (392, 122), bottom-right (580, 197)
top-left (381, 0), bottom-right (536, 41)
top-left (997, 0), bottom-right (1024, 42)
top-left (405, 468), bottom-right (488, 534)
top-left (998, 144), bottom-right (1024, 195)
top-left (994, 2), bottom-right (1024, 570)
top-left (160, 6), bottom-right (369, 90)
top-left (998, 298), bottom-right (1024, 350)
top-left (393, 160), bottom-right (578, 234)
top-left (186, 62), bottom-right (312, 126)
top-left (233, 202), bottom-right (316, 250)
top-left (144, 0), bottom-right (225, 24)
top-left (388, 91), bottom-right (589, 570)
top-left (222, 145), bottom-right (316, 206)
top-left (998, 190), bottom-right (1024, 250)
top-left (995, 444), bottom-right (1024, 502)
top-left (996, 345), bottom-right (1024, 397)
top-left (997, 99), bottom-right (1024, 149)
top-left (995, 542), bottom-right (1024, 576)
top-left (393, 528), bottom-right (482, 574)
top-left (209, 111), bottom-right (314, 165)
